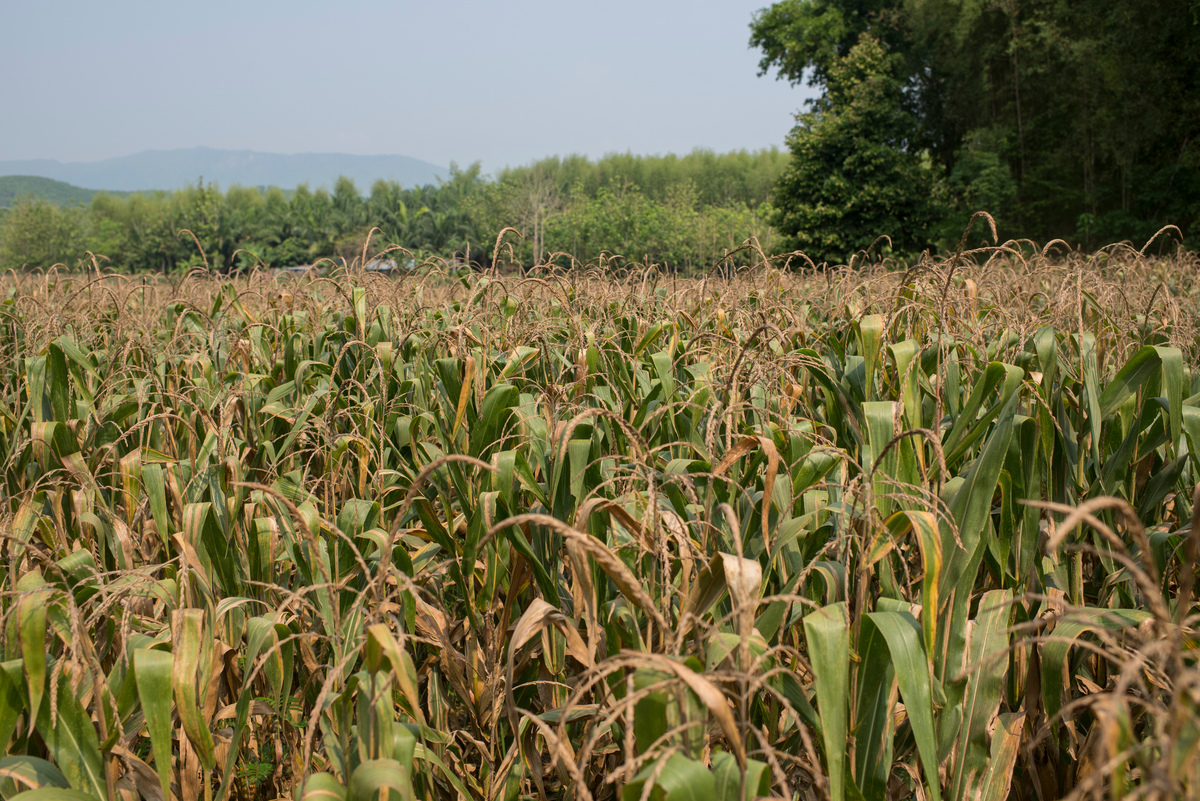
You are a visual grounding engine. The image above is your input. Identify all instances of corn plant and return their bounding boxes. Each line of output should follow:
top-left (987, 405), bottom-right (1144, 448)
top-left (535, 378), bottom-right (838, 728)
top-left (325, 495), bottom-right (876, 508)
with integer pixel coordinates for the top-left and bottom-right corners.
top-left (0, 243), bottom-right (1196, 801)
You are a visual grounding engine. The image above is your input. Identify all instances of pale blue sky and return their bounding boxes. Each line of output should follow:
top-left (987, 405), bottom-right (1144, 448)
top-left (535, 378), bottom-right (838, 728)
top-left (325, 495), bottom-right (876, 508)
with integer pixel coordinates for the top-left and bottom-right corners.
top-left (0, 0), bottom-right (816, 173)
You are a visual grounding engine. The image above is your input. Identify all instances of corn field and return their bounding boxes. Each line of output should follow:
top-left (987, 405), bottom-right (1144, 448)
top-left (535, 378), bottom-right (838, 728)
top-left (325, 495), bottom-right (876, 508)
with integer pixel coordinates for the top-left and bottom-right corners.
top-left (1, 241), bottom-right (1199, 801)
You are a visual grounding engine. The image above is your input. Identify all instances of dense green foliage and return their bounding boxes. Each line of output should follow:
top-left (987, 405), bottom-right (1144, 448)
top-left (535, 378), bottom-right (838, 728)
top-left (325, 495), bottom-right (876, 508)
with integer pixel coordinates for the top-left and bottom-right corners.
top-left (771, 35), bottom-right (939, 261)
top-left (467, 150), bottom-right (783, 272)
top-left (0, 198), bottom-right (91, 273)
top-left (753, 0), bottom-right (1200, 260)
top-left (0, 149), bottom-right (783, 274)
top-left (0, 249), bottom-right (1197, 800)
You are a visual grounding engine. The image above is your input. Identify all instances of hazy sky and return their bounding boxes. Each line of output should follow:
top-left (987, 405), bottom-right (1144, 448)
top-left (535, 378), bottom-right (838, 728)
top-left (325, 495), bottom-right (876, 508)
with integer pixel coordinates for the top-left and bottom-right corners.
top-left (0, 0), bottom-right (816, 173)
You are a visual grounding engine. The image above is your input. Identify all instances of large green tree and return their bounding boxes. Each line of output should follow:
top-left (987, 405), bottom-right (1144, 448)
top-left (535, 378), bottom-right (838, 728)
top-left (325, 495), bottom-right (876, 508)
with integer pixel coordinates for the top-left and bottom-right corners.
top-left (752, 0), bottom-right (1200, 248)
top-left (770, 34), bottom-right (939, 263)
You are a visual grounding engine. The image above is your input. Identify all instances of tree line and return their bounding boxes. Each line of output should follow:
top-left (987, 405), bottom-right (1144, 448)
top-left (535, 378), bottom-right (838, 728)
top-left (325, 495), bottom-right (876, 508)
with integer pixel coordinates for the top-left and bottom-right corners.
top-left (0, 149), bottom-right (784, 274)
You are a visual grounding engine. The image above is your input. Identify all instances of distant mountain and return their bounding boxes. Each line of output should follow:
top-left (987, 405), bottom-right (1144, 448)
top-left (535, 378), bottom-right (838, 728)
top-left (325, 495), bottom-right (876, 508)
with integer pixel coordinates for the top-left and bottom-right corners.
top-left (0, 175), bottom-right (129, 207)
top-left (0, 147), bottom-right (449, 193)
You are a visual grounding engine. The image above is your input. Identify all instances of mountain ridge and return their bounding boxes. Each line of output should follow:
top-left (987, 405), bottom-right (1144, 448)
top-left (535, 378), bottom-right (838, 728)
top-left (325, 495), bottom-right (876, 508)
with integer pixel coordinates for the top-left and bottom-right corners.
top-left (0, 147), bottom-right (449, 193)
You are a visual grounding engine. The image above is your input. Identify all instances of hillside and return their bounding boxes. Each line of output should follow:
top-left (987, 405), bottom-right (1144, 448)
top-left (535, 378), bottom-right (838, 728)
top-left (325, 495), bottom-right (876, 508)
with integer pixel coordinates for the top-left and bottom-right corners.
top-left (0, 147), bottom-right (449, 193)
top-left (0, 175), bottom-right (124, 207)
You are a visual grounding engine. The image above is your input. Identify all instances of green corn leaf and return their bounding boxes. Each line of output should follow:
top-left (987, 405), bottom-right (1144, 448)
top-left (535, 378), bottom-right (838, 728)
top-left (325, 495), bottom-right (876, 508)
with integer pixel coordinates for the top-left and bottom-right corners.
top-left (633, 667), bottom-right (670, 755)
top-left (854, 611), bottom-right (895, 801)
top-left (886, 339), bottom-right (922, 428)
top-left (246, 617), bottom-right (290, 716)
top-left (0, 756), bottom-right (70, 796)
top-left (622, 753), bottom-right (715, 801)
top-left (1138, 454), bottom-right (1186, 519)
top-left (493, 518), bottom-right (560, 607)
top-left (52, 336), bottom-right (101, 382)
top-left (490, 449), bottom-right (518, 509)
top-left (634, 322), bottom-right (665, 358)
top-left (949, 589), bottom-right (1012, 801)
top-left (451, 355), bottom-right (475, 438)
top-left (1159, 346), bottom-right (1184, 448)
top-left (469, 383), bottom-right (518, 460)
top-left (882, 511), bottom-right (941, 656)
top-left (1080, 332), bottom-right (1103, 465)
top-left (296, 773), bottom-right (347, 801)
top-left (943, 362), bottom-right (1023, 466)
top-left (856, 314), bottom-right (885, 401)
top-left (497, 346), bottom-right (539, 381)
top-left (141, 463), bottom-right (171, 552)
top-left (1182, 406), bottom-right (1200, 473)
top-left (17, 582), bottom-right (49, 730)
top-left (792, 450), bottom-right (839, 496)
top-left (132, 649), bottom-right (174, 801)
top-left (0, 661), bottom-right (26, 753)
top-left (1099, 344), bottom-right (1168, 419)
top-left (413, 743), bottom-right (472, 800)
top-left (1032, 326), bottom-right (1057, 390)
top-left (975, 711), bottom-right (1025, 801)
top-left (26, 355), bottom-right (49, 424)
top-left (45, 343), bottom-right (70, 423)
top-left (651, 350), bottom-right (677, 401)
top-left (797, 348), bottom-right (865, 442)
top-left (770, 670), bottom-right (823, 740)
top-left (391, 723), bottom-right (416, 768)
top-left (865, 611), bottom-right (941, 801)
top-left (935, 531), bottom-right (984, 761)
top-left (33, 664), bottom-right (105, 801)
top-left (277, 388), bottom-right (326, 461)
top-left (940, 391), bottom-right (1018, 612)
top-left (712, 750), bottom-right (770, 801)
top-left (862, 400), bottom-right (898, 514)
top-left (805, 603), bottom-right (849, 801)
top-left (8, 789), bottom-right (99, 801)
top-left (352, 287), bottom-right (368, 340)
top-left (568, 439), bottom-right (592, 510)
top-left (172, 609), bottom-right (215, 770)
top-left (365, 625), bottom-right (425, 727)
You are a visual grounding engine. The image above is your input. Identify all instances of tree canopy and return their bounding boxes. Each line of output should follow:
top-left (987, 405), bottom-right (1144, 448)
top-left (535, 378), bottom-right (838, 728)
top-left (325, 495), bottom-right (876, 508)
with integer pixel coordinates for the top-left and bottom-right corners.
top-left (770, 34), bottom-right (939, 260)
top-left (753, 0), bottom-right (1200, 258)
